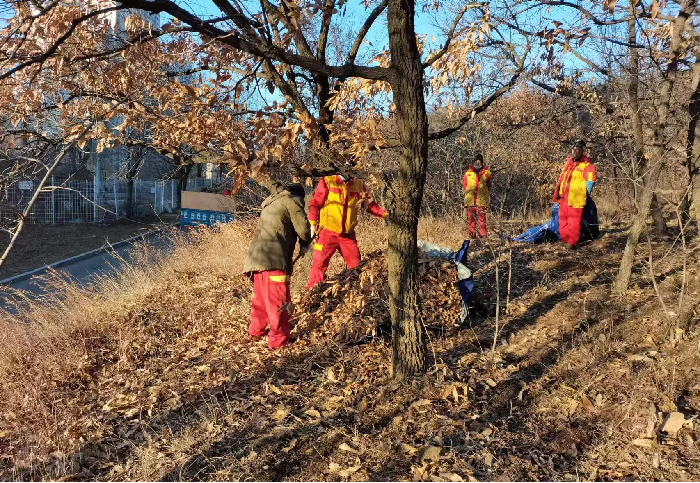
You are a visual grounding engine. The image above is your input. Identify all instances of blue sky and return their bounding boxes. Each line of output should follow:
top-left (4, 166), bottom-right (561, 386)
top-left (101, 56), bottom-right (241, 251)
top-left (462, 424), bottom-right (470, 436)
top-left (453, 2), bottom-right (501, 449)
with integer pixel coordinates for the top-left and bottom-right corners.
top-left (171, 0), bottom-right (469, 64)
top-left (170, 0), bottom-right (613, 84)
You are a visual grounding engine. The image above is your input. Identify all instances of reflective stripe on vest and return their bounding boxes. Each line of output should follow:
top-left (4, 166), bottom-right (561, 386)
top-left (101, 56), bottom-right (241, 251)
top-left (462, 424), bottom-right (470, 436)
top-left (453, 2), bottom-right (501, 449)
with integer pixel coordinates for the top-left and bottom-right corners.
top-left (269, 274), bottom-right (290, 282)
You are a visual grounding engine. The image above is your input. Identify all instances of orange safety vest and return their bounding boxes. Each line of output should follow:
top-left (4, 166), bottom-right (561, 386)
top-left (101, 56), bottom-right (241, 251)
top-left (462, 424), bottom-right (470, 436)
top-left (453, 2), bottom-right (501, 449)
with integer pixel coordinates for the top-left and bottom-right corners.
top-left (556, 157), bottom-right (596, 209)
top-left (463, 166), bottom-right (492, 207)
top-left (318, 176), bottom-right (366, 234)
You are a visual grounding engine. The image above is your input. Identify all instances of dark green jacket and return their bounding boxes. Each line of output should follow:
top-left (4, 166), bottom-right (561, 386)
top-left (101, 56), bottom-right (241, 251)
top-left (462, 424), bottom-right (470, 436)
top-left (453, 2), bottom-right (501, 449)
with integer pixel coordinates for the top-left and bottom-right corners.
top-left (244, 185), bottom-right (312, 275)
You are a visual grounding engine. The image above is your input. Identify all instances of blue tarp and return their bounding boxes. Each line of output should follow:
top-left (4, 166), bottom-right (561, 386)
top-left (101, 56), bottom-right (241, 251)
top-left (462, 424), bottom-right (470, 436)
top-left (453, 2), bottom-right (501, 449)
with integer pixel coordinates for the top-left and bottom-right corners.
top-left (512, 198), bottom-right (600, 244)
top-left (453, 240), bottom-right (474, 311)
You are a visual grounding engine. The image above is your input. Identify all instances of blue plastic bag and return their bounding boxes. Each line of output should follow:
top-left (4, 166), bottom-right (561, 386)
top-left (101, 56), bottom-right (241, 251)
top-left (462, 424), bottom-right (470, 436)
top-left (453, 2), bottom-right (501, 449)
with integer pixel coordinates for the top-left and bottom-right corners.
top-left (512, 199), bottom-right (599, 244)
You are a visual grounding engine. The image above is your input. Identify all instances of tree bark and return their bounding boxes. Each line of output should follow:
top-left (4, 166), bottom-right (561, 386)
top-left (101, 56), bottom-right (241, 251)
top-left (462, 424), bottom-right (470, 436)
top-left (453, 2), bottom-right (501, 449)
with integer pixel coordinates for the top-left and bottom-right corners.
top-left (686, 55), bottom-right (700, 229)
top-left (627, 4), bottom-right (667, 236)
top-left (315, 74), bottom-right (334, 147)
top-left (125, 146), bottom-right (143, 219)
top-left (386, 0), bottom-right (427, 379)
top-left (175, 163), bottom-right (192, 207)
top-left (126, 177), bottom-right (135, 218)
top-left (613, 0), bottom-right (696, 293)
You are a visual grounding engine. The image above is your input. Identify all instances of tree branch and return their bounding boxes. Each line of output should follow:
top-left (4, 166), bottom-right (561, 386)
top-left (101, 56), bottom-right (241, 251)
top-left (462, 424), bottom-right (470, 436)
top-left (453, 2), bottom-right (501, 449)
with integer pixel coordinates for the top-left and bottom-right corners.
top-left (347, 0), bottom-right (388, 65)
top-left (261, 59), bottom-right (314, 121)
top-left (427, 46), bottom-right (529, 140)
top-left (211, 0), bottom-right (264, 39)
top-left (422, 3), bottom-right (486, 69)
top-left (537, 0), bottom-right (630, 25)
top-left (118, 0), bottom-right (390, 81)
top-left (317, 0), bottom-right (335, 63)
top-left (0, 6), bottom-right (121, 81)
top-left (260, 0), bottom-right (315, 58)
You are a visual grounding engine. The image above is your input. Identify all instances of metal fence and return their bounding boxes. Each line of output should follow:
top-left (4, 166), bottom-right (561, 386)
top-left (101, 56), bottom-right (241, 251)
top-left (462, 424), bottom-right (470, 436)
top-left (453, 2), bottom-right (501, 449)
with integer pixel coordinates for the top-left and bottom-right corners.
top-left (0, 177), bottom-right (218, 224)
top-left (104, 178), bottom-right (179, 219)
top-left (0, 178), bottom-right (96, 224)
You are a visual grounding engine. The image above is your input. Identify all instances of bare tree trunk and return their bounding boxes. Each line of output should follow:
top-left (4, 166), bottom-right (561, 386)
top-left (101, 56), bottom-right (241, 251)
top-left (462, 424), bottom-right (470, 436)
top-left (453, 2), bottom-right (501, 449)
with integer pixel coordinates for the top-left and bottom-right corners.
top-left (174, 162), bottom-right (192, 207)
top-left (179, 164), bottom-right (191, 192)
top-left (627, 4), bottom-right (667, 236)
top-left (315, 75), bottom-right (334, 146)
top-left (125, 146), bottom-right (144, 219)
top-left (386, 0), bottom-right (428, 379)
top-left (310, 71), bottom-right (334, 182)
top-left (686, 55), bottom-right (700, 228)
top-left (613, 0), bottom-right (696, 293)
top-left (649, 197), bottom-right (667, 235)
top-left (498, 170), bottom-right (515, 217)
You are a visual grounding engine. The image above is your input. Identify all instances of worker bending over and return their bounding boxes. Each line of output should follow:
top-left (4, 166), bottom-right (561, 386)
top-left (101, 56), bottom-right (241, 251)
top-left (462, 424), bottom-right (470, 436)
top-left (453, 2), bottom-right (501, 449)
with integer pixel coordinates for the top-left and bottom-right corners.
top-left (244, 182), bottom-right (312, 349)
top-left (306, 174), bottom-right (387, 289)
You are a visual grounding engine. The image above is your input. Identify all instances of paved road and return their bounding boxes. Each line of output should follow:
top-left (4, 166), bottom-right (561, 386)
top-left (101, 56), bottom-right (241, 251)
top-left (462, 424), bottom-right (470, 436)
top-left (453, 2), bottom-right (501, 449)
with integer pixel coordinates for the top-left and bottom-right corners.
top-left (0, 231), bottom-right (173, 311)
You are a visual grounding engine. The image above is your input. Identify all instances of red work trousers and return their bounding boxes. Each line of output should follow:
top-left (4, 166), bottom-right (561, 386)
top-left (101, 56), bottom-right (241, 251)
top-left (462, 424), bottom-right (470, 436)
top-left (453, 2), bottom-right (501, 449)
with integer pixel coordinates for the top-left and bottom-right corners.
top-left (467, 206), bottom-right (488, 238)
top-left (558, 200), bottom-right (583, 246)
top-left (249, 269), bottom-right (291, 349)
top-left (306, 229), bottom-right (361, 289)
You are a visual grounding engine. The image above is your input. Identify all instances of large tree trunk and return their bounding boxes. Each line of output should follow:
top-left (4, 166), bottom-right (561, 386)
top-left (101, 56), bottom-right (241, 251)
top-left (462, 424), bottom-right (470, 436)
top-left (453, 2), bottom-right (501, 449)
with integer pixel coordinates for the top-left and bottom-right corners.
top-left (315, 74), bottom-right (334, 146)
top-left (627, 4), bottom-right (667, 236)
top-left (686, 56), bottom-right (700, 229)
top-left (613, 0), bottom-right (695, 293)
top-left (125, 150), bottom-right (142, 219)
top-left (386, 0), bottom-right (428, 379)
top-left (174, 162), bottom-right (192, 208)
top-left (126, 177), bottom-right (135, 218)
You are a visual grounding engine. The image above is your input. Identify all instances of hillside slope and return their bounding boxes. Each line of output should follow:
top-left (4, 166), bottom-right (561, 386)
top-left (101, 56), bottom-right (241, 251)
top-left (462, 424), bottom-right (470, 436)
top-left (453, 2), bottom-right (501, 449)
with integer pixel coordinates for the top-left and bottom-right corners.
top-left (1, 218), bottom-right (698, 481)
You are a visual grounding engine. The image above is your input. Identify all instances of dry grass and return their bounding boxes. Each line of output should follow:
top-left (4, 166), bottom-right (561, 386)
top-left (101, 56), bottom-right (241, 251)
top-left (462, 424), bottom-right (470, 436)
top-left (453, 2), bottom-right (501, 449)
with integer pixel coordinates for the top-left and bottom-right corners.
top-left (0, 215), bottom-right (698, 481)
top-left (0, 222), bottom-right (255, 474)
top-left (594, 190), bottom-right (637, 225)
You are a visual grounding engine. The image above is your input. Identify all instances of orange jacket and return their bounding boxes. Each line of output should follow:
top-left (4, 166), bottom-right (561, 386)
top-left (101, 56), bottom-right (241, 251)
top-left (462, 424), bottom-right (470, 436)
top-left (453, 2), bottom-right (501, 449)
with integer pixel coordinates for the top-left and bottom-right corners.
top-left (554, 156), bottom-right (596, 209)
top-left (462, 165), bottom-right (492, 207)
top-left (308, 176), bottom-right (387, 234)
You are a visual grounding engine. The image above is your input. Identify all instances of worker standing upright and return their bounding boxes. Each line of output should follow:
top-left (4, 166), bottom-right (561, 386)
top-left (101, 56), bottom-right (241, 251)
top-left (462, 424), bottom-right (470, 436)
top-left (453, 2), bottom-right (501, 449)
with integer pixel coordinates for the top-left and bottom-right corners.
top-left (306, 173), bottom-right (387, 289)
top-left (553, 140), bottom-right (597, 247)
top-left (244, 182), bottom-right (312, 349)
top-left (462, 153), bottom-right (493, 238)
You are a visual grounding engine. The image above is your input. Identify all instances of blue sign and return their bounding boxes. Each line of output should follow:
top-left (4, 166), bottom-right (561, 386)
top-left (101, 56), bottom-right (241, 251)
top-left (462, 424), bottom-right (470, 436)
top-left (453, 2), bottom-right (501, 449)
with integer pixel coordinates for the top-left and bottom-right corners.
top-left (179, 208), bottom-right (235, 228)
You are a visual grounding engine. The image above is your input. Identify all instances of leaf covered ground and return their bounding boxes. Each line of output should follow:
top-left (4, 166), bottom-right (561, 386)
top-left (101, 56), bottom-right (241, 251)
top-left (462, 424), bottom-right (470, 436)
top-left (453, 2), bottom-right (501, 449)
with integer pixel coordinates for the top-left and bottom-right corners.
top-left (1, 217), bottom-right (699, 481)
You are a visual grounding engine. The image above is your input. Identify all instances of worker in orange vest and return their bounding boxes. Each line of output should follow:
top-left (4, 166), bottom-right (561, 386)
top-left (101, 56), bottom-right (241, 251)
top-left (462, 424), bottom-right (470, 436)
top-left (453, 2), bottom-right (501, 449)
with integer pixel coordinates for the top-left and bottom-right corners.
top-left (462, 153), bottom-right (493, 238)
top-left (553, 140), bottom-right (597, 246)
top-left (306, 174), bottom-right (387, 288)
